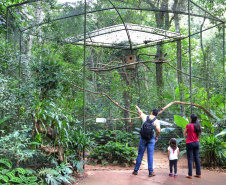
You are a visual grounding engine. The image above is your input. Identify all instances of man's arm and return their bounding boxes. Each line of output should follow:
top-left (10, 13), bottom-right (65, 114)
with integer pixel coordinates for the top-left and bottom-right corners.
top-left (155, 128), bottom-right (161, 142)
top-left (135, 105), bottom-right (143, 117)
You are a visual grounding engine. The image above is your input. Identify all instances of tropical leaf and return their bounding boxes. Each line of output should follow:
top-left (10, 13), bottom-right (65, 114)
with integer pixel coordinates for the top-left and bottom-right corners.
top-left (27, 176), bottom-right (38, 182)
top-left (161, 128), bottom-right (175, 134)
top-left (13, 168), bottom-right (25, 175)
top-left (10, 177), bottom-right (23, 183)
top-left (0, 174), bottom-right (9, 183)
top-left (1, 169), bottom-right (9, 174)
top-left (6, 171), bottom-right (15, 179)
top-left (25, 168), bottom-right (37, 175)
top-left (27, 142), bottom-right (41, 145)
top-left (176, 138), bottom-right (185, 145)
top-left (29, 183), bottom-right (39, 185)
top-left (0, 116), bottom-right (10, 125)
top-left (174, 115), bottom-right (188, 129)
top-left (19, 174), bottom-right (28, 183)
top-left (0, 158), bottom-right (12, 169)
top-left (215, 129), bottom-right (226, 137)
top-left (178, 150), bottom-right (186, 160)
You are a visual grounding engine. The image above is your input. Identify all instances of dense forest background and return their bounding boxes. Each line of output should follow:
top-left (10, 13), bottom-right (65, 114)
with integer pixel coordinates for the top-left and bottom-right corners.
top-left (0, 0), bottom-right (225, 184)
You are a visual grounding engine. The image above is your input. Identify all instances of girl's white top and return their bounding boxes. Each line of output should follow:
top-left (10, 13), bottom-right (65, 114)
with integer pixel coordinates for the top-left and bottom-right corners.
top-left (168, 146), bottom-right (179, 160)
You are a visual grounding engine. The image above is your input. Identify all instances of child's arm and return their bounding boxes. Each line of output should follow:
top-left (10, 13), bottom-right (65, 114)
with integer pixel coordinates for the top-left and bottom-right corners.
top-left (168, 150), bottom-right (170, 160)
top-left (177, 149), bottom-right (180, 158)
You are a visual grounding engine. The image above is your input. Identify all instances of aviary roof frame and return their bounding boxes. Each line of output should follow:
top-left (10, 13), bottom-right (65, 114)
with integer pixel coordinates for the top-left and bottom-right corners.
top-left (7, 0), bottom-right (224, 50)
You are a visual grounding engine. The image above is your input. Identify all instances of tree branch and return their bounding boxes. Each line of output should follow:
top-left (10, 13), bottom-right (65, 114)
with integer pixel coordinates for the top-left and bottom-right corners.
top-left (87, 59), bottom-right (167, 72)
top-left (158, 101), bottom-right (216, 118)
top-left (70, 82), bottom-right (217, 120)
top-left (70, 83), bottom-right (139, 116)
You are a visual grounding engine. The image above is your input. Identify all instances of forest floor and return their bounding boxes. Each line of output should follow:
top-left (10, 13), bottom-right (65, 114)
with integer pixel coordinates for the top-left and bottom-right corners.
top-left (71, 150), bottom-right (226, 185)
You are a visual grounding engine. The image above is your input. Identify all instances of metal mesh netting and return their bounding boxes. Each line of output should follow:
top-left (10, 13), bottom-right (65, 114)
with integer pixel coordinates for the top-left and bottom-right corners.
top-left (7, 0), bottom-right (223, 50)
top-left (6, 0), bottom-right (225, 163)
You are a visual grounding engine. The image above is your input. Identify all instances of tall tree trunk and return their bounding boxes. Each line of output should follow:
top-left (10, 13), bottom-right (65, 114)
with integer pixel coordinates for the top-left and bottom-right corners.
top-left (200, 18), bottom-right (210, 111)
top-left (154, 0), bottom-right (169, 109)
top-left (156, 44), bottom-right (164, 108)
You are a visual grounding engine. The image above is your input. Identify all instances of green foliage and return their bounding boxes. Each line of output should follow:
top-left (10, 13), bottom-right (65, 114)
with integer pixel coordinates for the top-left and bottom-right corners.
top-left (91, 129), bottom-right (138, 147)
top-left (67, 127), bottom-right (95, 155)
top-left (200, 134), bottom-right (226, 167)
top-left (30, 51), bottom-right (63, 98)
top-left (215, 129), bottom-right (226, 137)
top-left (66, 127), bottom-right (95, 172)
top-left (88, 141), bottom-right (136, 165)
top-left (0, 158), bottom-right (39, 184)
top-left (0, 158), bottom-right (12, 169)
top-left (0, 0), bottom-right (225, 176)
top-left (0, 125), bottom-right (39, 165)
top-left (38, 161), bottom-right (74, 185)
top-left (174, 115), bottom-right (188, 129)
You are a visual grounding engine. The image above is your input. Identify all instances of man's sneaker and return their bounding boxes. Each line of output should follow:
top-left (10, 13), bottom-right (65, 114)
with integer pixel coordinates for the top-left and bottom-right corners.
top-left (169, 173), bottom-right (173, 177)
top-left (132, 170), bottom-right (138, 175)
top-left (149, 172), bottom-right (156, 177)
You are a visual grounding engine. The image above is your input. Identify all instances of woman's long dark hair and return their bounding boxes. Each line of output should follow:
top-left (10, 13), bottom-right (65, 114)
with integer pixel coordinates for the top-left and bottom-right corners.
top-left (190, 114), bottom-right (201, 136)
top-left (169, 138), bottom-right (177, 150)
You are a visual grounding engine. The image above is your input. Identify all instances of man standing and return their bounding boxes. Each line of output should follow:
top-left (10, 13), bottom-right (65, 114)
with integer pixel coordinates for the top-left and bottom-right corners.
top-left (132, 105), bottom-right (161, 177)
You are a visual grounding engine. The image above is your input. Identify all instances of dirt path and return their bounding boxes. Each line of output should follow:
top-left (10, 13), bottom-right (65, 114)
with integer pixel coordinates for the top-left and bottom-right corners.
top-left (74, 150), bottom-right (226, 185)
top-left (85, 150), bottom-right (187, 171)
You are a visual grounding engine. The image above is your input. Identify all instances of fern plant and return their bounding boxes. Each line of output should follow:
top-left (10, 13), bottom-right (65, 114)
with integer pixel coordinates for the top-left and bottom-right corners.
top-left (38, 161), bottom-right (74, 185)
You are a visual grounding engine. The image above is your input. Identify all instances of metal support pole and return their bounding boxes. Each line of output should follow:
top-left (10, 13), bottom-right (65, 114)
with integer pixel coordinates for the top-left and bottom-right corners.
top-left (83, 0), bottom-right (87, 168)
top-left (18, 32), bottom-right (22, 122)
top-left (19, 32), bottom-right (22, 80)
top-left (223, 23), bottom-right (225, 114)
top-left (188, 0), bottom-right (193, 114)
top-left (6, 7), bottom-right (9, 41)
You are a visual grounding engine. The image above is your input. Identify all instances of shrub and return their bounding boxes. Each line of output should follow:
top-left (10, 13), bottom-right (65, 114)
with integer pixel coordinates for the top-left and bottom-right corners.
top-left (88, 141), bottom-right (136, 165)
top-left (0, 157), bottom-right (40, 185)
top-left (200, 134), bottom-right (226, 168)
top-left (91, 129), bottom-right (139, 147)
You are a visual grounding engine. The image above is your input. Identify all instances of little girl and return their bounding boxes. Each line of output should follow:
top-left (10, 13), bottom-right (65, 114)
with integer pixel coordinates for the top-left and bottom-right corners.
top-left (168, 138), bottom-right (180, 178)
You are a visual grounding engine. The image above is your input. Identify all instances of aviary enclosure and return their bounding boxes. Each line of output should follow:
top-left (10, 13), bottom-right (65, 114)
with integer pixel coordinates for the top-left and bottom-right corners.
top-left (5, 0), bottom-right (225, 168)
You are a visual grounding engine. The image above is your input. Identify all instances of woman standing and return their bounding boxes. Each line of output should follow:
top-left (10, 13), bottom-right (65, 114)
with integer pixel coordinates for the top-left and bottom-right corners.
top-left (184, 114), bottom-right (202, 179)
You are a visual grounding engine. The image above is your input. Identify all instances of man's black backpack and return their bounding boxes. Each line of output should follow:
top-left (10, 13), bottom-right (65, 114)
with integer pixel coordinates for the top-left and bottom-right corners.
top-left (140, 116), bottom-right (157, 140)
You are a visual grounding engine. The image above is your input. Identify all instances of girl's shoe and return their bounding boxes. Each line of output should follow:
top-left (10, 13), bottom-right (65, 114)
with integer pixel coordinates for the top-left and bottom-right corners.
top-left (169, 173), bottom-right (173, 177)
top-left (174, 174), bottom-right (178, 178)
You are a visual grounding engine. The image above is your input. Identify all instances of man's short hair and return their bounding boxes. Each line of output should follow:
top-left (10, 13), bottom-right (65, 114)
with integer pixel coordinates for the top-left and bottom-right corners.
top-left (152, 109), bottom-right (159, 116)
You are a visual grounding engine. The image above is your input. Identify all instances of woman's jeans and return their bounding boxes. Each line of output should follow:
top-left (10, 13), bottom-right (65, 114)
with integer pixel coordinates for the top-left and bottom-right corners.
top-left (186, 142), bottom-right (201, 176)
top-left (134, 136), bottom-right (155, 172)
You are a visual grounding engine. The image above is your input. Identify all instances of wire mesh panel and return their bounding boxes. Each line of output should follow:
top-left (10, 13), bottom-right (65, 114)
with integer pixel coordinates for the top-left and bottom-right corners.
top-left (6, 0), bottom-right (225, 167)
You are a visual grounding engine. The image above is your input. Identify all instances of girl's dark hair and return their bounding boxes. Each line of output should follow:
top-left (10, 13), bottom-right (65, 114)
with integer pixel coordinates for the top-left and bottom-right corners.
top-left (190, 114), bottom-right (201, 136)
top-left (169, 138), bottom-right (177, 150)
